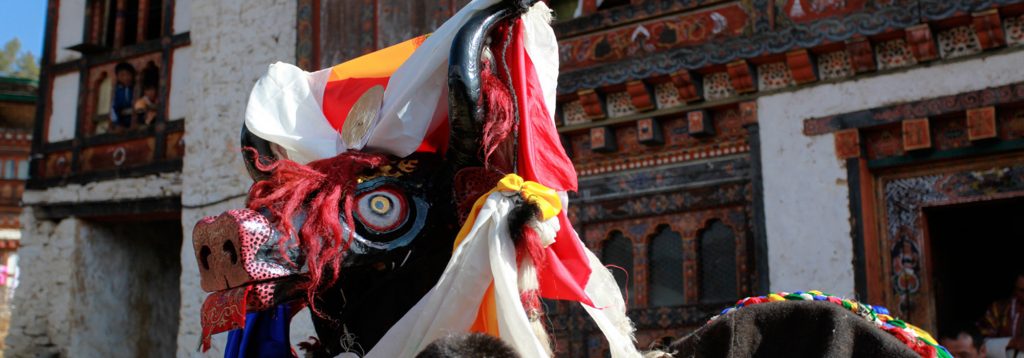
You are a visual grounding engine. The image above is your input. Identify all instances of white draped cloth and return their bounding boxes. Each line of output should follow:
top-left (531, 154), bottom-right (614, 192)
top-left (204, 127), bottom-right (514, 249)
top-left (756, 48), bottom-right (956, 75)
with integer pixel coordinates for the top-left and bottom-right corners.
top-left (366, 192), bottom-right (641, 358)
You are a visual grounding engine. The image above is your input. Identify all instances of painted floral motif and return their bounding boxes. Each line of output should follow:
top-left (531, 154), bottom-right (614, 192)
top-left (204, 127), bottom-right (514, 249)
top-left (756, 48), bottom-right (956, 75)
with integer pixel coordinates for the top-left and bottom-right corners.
top-left (937, 26), bottom-right (982, 59)
top-left (654, 82), bottom-right (682, 109)
top-left (607, 92), bottom-right (638, 117)
top-left (703, 72), bottom-right (736, 101)
top-left (756, 62), bottom-right (795, 91)
top-left (875, 39), bottom-right (918, 70)
top-left (562, 100), bottom-right (589, 126)
top-left (818, 51), bottom-right (854, 80)
top-left (1004, 15), bottom-right (1024, 46)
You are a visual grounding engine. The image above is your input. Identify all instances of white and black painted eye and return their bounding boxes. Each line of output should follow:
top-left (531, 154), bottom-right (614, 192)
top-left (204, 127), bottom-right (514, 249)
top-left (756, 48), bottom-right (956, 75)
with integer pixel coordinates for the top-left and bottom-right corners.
top-left (354, 187), bottom-right (409, 234)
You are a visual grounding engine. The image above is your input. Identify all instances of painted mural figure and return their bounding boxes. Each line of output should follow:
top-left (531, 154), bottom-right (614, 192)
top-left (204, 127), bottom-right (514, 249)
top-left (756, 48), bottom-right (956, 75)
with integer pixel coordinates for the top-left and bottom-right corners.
top-left (787, 0), bottom-right (847, 17)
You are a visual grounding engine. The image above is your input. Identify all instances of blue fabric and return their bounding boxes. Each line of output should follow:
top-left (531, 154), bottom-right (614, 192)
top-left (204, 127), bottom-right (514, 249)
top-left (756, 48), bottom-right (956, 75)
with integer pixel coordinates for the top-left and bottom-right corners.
top-left (111, 84), bottom-right (134, 127)
top-left (224, 304), bottom-right (295, 358)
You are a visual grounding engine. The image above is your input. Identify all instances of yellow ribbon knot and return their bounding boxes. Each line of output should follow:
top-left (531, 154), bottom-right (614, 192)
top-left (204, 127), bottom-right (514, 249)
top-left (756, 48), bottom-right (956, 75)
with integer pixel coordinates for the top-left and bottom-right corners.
top-left (452, 174), bottom-right (563, 251)
top-left (494, 174), bottom-right (562, 221)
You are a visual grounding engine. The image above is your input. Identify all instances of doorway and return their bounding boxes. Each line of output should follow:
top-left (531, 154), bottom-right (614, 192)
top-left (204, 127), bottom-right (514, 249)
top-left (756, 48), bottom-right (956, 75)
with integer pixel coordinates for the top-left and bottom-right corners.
top-left (926, 197), bottom-right (1024, 335)
top-left (72, 218), bottom-right (182, 357)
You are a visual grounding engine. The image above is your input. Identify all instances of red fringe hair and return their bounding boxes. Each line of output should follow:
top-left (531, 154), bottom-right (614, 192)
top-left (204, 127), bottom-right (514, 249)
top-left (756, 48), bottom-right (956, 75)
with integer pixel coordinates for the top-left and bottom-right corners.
top-left (246, 149), bottom-right (389, 315)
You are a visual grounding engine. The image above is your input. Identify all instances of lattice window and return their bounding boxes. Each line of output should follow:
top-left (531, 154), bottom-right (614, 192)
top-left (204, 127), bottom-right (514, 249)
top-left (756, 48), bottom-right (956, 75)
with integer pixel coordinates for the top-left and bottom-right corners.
top-left (648, 225), bottom-right (685, 307)
top-left (88, 0), bottom-right (165, 48)
top-left (602, 231), bottom-right (634, 305)
top-left (700, 220), bottom-right (738, 303)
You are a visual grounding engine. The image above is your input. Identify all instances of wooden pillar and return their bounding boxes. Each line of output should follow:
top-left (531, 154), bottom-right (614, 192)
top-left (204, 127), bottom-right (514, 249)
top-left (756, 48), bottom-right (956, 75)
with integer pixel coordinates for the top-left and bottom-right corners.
top-left (137, 0), bottom-right (149, 44)
top-left (114, 0), bottom-right (126, 47)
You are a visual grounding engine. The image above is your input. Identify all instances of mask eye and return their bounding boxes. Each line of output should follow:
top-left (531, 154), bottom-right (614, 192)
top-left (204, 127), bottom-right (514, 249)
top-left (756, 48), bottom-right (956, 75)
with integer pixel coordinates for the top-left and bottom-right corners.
top-left (355, 187), bottom-right (408, 233)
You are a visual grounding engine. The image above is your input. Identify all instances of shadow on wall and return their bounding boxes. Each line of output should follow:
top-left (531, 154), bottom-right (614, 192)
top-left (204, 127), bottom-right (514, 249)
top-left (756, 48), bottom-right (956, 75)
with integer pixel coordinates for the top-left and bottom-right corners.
top-left (73, 219), bottom-right (182, 358)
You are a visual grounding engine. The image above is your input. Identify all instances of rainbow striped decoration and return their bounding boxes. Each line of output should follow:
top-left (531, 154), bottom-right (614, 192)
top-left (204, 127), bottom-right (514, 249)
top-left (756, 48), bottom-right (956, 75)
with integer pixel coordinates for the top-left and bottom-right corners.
top-left (711, 291), bottom-right (952, 358)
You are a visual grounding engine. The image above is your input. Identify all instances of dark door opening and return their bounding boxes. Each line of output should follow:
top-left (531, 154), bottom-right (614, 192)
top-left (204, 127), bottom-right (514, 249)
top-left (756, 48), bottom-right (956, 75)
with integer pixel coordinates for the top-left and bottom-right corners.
top-left (926, 197), bottom-right (1024, 336)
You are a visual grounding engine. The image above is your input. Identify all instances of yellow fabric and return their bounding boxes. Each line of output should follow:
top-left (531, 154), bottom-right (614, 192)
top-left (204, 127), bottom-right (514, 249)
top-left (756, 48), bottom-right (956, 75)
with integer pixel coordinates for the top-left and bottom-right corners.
top-left (453, 174), bottom-right (562, 250)
top-left (449, 174), bottom-right (563, 339)
top-left (327, 35), bottom-right (427, 82)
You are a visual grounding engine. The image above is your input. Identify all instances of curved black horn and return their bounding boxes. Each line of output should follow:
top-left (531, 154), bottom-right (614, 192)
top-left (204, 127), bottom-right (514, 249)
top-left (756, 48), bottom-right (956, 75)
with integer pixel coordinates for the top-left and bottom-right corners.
top-left (240, 123), bottom-right (276, 182)
top-left (447, 0), bottom-right (536, 169)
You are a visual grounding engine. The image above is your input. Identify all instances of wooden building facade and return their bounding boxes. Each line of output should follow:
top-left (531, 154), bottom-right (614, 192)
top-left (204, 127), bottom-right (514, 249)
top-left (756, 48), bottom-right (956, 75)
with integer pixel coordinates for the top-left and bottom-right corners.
top-left (31, 0), bottom-right (188, 194)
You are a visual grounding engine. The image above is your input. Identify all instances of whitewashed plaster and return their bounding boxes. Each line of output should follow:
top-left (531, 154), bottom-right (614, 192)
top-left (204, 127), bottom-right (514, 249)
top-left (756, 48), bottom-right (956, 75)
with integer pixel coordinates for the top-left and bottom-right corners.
top-left (169, 46), bottom-right (192, 121)
top-left (55, 0), bottom-right (85, 63)
top-left (174, 0), bottom-right (192, 34)
top-left (47, 72), bottom-right (80, 142)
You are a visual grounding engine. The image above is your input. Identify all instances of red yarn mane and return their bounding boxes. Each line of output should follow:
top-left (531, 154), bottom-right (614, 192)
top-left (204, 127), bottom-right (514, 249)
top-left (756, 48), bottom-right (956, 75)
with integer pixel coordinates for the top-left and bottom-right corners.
top-left (246, 149), bottom-right (389, 315)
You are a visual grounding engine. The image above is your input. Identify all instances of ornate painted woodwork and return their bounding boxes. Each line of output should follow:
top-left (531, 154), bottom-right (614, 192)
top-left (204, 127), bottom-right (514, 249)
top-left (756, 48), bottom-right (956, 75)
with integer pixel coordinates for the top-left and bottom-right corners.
top-left (834, 128), bottom-right (861, 160)
top-left (834, 82), bottom-right (1024, 333)
top-left (785, 49), bottom-right (816, 85)
top-left (967, 106), bottom-right (998, 141)
top-left (547, 0), bottom-right (1024, 98)
top-left (636, 118), bottom-right (664, 146)
top-left (589, 126), bottom-right (617, 153)
top-left (901, 118), bottom-right (931, 152)
top-left (973, 9), bottom-right (1007, 50)
top-left (726, 60), bottom-right (757, 94)
top-left (872, 155), bottom-right (1024, 331)
top-left (558, 3), bottom-right (751, 70)
top-left (31, 0), bottom-right (188, 189)
top-left (804, 83), bottom-right (1024, 136)
top-left (905, 24), bottom-right (938, 62)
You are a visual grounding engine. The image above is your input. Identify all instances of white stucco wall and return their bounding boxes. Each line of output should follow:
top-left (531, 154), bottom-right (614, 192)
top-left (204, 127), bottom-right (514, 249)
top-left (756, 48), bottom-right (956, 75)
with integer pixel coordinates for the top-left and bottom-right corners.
top-left (180, 0), bottom-right (315, 356)
top-left (54, 0), bottom-right (85, 63)
top-left (758, 48), bottom-right (1024, 298)
top-left (47, 72), bottom-right (80, 142)
top-left (169, 46), bottom-right (192, 121)
top-left (174, 0), bottom-right (192, 34)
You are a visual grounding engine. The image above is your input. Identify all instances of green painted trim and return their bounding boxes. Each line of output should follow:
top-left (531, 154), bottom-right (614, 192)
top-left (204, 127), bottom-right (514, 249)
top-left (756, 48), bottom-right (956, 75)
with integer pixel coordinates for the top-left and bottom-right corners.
top-left (0, 94), bottom-right (37, 103)
top-left (0, 77), bottom-right (38, 86)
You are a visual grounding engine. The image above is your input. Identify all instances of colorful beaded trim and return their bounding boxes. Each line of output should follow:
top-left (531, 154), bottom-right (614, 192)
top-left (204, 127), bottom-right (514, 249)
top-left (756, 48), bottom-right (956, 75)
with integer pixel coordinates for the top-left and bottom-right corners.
top-left (710, 291), bottom-right (952, 358)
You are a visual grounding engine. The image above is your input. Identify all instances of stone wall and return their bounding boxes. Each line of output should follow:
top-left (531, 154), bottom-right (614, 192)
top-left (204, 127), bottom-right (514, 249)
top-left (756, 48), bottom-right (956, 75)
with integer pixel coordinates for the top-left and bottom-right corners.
top-left (4, 212), bottom-right (76, 357)
top-left (5, 173), bottom-right (185, 357)
top-left (179, 0), bottom-right (315, 356)
top-left (757, 48), bottom-right (1024, 298)
top-left (69, 221), bottom-right (182, 357)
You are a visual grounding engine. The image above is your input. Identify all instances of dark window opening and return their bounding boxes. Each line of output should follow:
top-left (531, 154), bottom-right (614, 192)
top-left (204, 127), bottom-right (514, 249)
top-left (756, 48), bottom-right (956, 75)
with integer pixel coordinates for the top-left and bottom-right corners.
top-left (145, 0), bottom-right (164, 41)
top-left (102, 0), bottom-right (117, 47)
top-left (699, 220), bottom-right (738, 303)
top-left (88, 0), bottom-right (164, 49)
top-left (597, 0), bottom-right (630, 10)
top-left (649, 225), bottom-right (685, 307)
top-left (122, 0), bottom-right (140, 46)
top-left (602, 231), bottom-right (634, 307)
top-left (927, 197), bottom-right (1024, 337)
